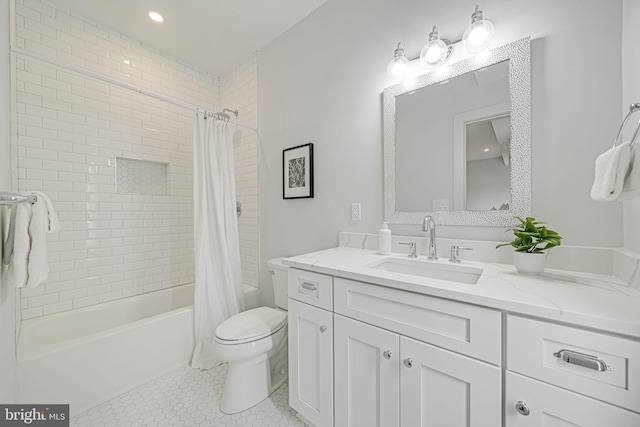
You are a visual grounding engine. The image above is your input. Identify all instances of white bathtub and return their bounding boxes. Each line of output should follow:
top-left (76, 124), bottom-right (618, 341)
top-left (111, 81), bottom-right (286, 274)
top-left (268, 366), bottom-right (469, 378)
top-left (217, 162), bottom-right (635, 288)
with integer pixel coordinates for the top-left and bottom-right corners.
top-left (17, 284), bottom-right (195, 415)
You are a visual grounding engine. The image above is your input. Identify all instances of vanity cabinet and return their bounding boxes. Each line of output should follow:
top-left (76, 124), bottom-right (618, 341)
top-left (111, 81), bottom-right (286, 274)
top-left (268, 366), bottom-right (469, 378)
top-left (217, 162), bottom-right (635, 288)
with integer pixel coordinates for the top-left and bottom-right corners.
top-left (288, 268), bottom-right (335, 427)
top-left (505, 315), bottom-right (640, 427)
top-left (335, 314), bottom-right (501, 427)
top-left (287, 266), bottom-right (640, 427)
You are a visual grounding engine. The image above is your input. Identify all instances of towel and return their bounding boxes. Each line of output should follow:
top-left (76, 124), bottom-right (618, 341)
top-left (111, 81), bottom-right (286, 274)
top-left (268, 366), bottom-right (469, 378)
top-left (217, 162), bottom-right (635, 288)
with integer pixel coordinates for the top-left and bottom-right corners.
top-left (590, 141), bottom-right (632, 201)
top-left (5, 203), bottom-right (31, 287)
top-left (5, 191), bottom-right (60, 288)
top-left (29, 191), bottom-right (60, 233)
top-left (622, 143), bottom-right (640, 193)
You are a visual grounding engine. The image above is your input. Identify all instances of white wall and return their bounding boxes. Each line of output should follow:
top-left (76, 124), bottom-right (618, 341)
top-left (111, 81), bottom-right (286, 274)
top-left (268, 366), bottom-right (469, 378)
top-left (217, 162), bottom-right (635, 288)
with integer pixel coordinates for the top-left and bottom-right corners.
top-left (221, 54), bottom-right (260, 287)
top-left (622, 0), bottom-right (640, 253)
top-left (13, 0), bottom-right (219, 319)
top-left (258, 0), bottom-right (623, 300)
top-left (0, 0), bottom-right (17, 403)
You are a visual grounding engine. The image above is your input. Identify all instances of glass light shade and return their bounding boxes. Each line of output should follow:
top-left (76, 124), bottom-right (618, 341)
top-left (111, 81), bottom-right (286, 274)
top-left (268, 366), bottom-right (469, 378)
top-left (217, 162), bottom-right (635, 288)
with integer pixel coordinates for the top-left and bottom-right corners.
top-left (420, 39), bottom-right (449, 68)
top-left (462, 6), bottom-right (494, 54)
top-left (387, 43), bottom-right (409, 80)
top-left (420, 26), bottom-right (450, 68)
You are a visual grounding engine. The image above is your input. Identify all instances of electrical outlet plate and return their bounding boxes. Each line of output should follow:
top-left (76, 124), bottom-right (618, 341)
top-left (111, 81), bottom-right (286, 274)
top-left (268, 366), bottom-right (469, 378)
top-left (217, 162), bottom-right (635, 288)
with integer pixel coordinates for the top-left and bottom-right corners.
top-left (432, 199), bottom-right (450, 212)
top-left (351, 203), bottom-right (362, 221)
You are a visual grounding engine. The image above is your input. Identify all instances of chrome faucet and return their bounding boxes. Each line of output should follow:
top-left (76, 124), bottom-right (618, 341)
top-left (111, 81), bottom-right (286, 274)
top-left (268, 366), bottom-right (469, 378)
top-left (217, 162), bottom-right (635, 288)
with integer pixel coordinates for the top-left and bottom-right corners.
top-left (422, 215), bottom-right (437, 260)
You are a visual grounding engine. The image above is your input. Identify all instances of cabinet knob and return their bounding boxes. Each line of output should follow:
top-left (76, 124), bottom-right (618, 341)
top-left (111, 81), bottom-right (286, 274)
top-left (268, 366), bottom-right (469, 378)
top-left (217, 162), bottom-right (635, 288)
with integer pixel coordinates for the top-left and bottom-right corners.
top-left (383, 350), bottom-right (392, 359)
top-left (319, 325), bottom-right (327, 333)
top-left (404, 358), bottom-right (413, 368)
top-left (515, 401), bottom-right (530, 416)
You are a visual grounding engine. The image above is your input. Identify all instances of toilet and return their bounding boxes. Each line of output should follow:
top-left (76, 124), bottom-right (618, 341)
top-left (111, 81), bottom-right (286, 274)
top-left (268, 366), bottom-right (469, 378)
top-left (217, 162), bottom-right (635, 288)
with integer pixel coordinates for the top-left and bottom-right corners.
top-left (213, 257), bottom-right (289, 414)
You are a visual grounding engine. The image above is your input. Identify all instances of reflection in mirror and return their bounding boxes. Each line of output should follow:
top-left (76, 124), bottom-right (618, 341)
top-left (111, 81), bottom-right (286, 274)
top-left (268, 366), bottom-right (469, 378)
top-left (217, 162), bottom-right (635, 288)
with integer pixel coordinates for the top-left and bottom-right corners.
top-left (465, 114), bottom-right (511, 211)
top-left (383, 37), bottom-right (531, 226)
top-left (395, 61), bottom-right (510, 213)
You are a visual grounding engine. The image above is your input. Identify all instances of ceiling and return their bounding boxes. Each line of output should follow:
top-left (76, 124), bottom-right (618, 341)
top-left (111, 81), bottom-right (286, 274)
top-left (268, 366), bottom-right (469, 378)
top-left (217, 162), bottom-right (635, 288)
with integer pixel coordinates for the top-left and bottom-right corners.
top-left (45, 0), bottom-right (328, 76)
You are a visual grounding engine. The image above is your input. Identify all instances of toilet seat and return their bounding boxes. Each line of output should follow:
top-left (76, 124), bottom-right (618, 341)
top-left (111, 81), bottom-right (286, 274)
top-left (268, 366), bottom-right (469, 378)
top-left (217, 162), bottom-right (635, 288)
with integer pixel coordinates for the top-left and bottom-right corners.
top-left (215, 306), bottom-right (287, 345)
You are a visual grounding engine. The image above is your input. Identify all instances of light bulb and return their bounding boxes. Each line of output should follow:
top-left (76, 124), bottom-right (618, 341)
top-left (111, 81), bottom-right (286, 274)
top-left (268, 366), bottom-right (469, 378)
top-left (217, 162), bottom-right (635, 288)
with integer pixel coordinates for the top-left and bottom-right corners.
top-left (148, 11), bottom-right (164, 23)
top-left (462, 5), bottom-right (494, 54)
top-left (420, 26), bottom-right (450, 69)
top-left (387, 43), bottom-right (409, 80)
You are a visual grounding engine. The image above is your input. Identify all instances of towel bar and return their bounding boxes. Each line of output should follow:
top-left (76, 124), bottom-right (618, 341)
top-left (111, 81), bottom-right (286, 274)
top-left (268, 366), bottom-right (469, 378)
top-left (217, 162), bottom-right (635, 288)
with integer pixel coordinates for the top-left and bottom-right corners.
top-left (0, 191), bottom-right (37, 206)
top-left (613, 102), bottom-right (640, 148)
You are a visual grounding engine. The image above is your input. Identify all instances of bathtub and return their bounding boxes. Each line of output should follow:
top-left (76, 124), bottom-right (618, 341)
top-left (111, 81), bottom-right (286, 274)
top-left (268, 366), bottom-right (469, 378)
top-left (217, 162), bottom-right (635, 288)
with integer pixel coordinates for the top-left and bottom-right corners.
top-left (17, 284), bottom-right (195, 415)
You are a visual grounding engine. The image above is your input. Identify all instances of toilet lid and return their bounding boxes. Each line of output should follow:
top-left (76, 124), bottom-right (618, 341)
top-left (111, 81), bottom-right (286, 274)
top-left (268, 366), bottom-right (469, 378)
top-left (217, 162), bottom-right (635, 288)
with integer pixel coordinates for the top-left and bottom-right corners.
top-left (215, 306), bottom-right (287, 342)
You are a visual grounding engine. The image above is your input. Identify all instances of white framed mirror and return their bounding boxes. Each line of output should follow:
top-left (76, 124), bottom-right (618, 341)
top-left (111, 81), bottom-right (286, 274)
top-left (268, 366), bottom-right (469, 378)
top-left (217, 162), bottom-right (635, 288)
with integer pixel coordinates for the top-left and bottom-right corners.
top-left (383, 37), bottom-right (531, 226)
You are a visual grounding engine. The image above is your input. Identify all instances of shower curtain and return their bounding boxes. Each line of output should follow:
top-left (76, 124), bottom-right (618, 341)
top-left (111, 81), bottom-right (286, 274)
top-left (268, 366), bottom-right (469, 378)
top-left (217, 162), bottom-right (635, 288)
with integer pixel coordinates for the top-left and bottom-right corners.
top-left (191, 114), bottom-right (245, 370)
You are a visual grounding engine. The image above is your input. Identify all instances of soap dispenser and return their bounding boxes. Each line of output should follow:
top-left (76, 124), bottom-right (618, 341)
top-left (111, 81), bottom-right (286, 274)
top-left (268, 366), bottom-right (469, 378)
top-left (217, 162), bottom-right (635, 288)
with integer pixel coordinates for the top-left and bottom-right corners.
top-left (378, 222), bottom-right (391, 255)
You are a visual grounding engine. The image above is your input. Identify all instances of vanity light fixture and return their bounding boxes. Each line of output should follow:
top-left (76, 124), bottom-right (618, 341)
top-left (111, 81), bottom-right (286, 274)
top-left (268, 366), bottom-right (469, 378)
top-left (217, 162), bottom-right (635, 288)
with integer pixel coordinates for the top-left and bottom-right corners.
top-left (420, 26), bottom-right (452, 69)
top-left (462, 5), bottom-right (495, 54)
top-left (148, 11), bottom-right (164, 23)
top-left (387, 43), bottom-right (410, 80)
top-left (388, 4), bottom-right (495, 79)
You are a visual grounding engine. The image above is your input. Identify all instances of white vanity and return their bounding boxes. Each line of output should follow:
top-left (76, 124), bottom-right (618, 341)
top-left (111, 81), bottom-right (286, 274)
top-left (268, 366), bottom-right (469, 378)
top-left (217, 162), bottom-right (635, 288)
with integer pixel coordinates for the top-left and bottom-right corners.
top-left (283, 247), bottom-right (640, 427)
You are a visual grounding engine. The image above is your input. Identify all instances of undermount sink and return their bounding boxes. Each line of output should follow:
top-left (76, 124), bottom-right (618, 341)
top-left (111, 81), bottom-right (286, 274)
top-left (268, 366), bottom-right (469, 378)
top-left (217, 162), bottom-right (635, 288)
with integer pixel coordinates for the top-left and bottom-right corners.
top-left (367, 257), bottom-right (482, 285)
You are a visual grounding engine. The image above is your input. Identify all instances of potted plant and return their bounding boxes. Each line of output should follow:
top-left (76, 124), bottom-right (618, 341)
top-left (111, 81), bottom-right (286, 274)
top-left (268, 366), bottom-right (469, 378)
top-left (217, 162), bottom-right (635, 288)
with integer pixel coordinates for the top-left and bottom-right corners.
top-left (496, 217), bottom-right (563, 275)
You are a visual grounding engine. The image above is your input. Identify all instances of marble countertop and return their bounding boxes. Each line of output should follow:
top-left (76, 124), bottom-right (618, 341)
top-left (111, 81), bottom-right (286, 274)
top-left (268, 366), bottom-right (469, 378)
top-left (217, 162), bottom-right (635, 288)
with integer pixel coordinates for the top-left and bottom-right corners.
top-left (283, 247), bottom-right (640, 339)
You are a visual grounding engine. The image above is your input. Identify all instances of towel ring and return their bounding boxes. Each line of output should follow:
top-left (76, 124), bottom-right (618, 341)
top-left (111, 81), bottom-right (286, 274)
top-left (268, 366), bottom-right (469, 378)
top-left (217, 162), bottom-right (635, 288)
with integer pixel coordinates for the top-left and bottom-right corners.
top-left (612, 102), bottom-right (640, 148)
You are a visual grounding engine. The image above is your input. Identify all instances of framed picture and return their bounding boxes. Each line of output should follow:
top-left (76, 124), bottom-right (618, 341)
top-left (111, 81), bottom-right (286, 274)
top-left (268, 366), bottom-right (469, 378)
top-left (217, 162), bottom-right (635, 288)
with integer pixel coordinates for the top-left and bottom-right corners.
top-left (283, 143), bottom-right (314, 199)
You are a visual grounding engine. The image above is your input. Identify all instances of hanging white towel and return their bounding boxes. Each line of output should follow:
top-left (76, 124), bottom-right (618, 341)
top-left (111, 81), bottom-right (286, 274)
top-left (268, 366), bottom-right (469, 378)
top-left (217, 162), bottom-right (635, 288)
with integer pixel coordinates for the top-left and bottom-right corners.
top-left (622, 143), bottom-right (640, 193)
top-left (29, 191), bottom-right (60, 233)
top-left (6, 203), bottom-right (31, 287)
top-left (590, 141), bottom-right (632, 201)
top-left (5, 192), bottom-right (60, 288)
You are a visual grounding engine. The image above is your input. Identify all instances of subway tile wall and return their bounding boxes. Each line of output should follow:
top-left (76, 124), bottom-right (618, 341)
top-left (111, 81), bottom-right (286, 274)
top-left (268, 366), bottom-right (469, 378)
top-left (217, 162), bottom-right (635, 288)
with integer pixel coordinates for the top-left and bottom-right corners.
top-left (221, 54), bottom-right (259, 288)
top-left (13, 0), bottom-right (220, 319)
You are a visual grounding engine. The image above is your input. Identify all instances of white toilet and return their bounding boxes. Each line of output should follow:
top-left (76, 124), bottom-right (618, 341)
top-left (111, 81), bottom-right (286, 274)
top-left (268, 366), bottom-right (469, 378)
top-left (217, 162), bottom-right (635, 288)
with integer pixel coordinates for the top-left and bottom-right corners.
top-left (213, 257), bottom-right (289, 414)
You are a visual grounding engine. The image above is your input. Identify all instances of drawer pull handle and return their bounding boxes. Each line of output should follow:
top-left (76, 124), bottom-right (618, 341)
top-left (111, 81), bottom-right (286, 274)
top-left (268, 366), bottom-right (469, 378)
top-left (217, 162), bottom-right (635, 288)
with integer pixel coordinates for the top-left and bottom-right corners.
top-left (553, 349), bottom-right (612, 372)
top-left (383, 350), bottom-right (392, 360)
top-left (300, 282), bottom-right (317, 291)
top-left (515, 401), bottom-right (530, 416)
top-left (404, 358), bottom-right (413, 368)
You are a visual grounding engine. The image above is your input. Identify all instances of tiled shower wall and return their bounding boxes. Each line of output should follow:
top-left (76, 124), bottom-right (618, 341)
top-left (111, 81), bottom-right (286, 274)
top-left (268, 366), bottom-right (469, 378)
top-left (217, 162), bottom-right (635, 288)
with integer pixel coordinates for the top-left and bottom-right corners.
top-left (221, 55), bottom-right (259, 288)
top-left (13, 0), bottom-right (219, 319)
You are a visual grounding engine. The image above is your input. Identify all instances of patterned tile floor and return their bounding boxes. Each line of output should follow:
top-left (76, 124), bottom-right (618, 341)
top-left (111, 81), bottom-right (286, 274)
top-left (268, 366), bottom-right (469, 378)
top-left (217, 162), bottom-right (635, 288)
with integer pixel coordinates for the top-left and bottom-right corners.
top-left (72, 364), bottom-right (306, 427)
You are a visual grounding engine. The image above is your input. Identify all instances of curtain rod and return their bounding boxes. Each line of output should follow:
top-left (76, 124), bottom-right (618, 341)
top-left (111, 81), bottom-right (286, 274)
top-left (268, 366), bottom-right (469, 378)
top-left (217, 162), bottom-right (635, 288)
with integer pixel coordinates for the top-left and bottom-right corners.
top-left (11, 46), bottom-right (258, 133)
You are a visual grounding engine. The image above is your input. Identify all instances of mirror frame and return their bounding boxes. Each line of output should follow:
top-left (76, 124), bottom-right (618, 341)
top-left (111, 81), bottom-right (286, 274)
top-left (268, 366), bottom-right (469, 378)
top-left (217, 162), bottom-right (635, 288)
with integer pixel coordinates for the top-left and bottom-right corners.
top-left (383, 37), bottom-right (531, 226)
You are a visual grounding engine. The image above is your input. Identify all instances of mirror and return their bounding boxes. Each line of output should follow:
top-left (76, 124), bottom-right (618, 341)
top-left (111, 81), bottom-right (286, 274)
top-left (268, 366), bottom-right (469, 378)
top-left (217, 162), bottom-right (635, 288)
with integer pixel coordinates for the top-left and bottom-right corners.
top-left (383, 37), bottom-right (531, 226)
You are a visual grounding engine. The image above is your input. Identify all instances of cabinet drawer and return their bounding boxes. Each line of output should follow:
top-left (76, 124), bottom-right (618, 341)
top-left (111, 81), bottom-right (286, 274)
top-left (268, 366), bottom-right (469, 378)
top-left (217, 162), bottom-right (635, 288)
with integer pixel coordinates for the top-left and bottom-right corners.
top-left (506, 371), bottom-right (640, 427)
top-left (288, 268), bottom-right (333, 310)
top-left (334, 277), bottom-right (501, 364)
top-left (507, 315), bottom-right (640, 412)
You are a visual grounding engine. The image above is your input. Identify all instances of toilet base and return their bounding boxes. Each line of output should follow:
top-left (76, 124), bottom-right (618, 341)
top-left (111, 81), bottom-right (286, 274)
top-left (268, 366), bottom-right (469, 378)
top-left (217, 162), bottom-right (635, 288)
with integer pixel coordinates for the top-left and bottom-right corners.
top-left (219, 335), bottom-right (288, 415)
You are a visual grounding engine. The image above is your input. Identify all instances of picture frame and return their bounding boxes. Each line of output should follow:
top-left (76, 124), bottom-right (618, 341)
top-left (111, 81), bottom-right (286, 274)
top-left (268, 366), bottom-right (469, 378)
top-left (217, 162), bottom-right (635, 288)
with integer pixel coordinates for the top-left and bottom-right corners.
top-left (283, 143), bottom-right (314, 199)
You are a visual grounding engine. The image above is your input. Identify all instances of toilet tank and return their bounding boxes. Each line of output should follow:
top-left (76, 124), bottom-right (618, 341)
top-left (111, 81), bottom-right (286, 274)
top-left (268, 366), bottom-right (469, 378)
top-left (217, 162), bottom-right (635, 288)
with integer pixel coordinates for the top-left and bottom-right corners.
top-left (267, 257), bottom-right (289, 310)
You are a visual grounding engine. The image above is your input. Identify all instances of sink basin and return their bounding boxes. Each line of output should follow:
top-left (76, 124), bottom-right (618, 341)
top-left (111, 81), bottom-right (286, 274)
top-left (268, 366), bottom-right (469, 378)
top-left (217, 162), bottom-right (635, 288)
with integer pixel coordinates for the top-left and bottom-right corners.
top-left (367, 257), bottom-right (482, 285)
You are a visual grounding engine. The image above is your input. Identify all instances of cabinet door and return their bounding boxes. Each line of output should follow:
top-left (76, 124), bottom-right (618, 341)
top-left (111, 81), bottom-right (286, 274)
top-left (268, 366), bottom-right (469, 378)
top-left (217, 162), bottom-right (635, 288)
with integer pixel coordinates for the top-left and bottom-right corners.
top-left (400, 336), bottom-right (501, 427)
top-left (334, 314), bottom-right (400, 427)
top-left (288, 299), bottom-right (334, 427)
top-left (506, 371), bottom-right (640, 427)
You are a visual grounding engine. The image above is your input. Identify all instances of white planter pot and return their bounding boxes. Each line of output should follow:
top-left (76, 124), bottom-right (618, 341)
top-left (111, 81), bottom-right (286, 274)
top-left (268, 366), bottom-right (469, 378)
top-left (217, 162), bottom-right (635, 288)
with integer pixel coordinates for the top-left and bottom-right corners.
top-left (513, 251), bottom-right (547, 275)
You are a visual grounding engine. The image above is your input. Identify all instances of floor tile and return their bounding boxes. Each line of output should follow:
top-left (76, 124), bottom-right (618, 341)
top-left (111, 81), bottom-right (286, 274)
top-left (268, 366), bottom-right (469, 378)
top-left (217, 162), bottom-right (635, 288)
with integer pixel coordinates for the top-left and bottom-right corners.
top-left (72, 364), bottom-right (305, 427)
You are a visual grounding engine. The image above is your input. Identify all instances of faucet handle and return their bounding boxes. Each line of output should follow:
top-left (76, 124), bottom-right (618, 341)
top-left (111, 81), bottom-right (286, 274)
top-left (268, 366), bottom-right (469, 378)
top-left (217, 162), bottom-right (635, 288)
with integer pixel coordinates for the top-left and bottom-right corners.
top-left (449, 245), bottom-right (473, 263)
top-left (399, 242), bottom-right (418, 258)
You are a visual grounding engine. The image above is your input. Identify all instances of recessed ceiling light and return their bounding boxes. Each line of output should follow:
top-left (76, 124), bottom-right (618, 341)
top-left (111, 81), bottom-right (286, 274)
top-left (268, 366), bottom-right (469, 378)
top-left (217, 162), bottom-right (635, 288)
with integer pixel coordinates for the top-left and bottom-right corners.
top-left (483, 148), bottom-right (490, 152)
top-left (148, 11), bottom-right (163, 23)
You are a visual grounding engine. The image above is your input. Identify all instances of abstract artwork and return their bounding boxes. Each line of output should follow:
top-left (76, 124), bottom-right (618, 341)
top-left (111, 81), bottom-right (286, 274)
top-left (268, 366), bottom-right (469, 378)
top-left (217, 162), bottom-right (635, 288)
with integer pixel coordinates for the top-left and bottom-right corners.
top-left (283, 143), bottom-right (314, 199)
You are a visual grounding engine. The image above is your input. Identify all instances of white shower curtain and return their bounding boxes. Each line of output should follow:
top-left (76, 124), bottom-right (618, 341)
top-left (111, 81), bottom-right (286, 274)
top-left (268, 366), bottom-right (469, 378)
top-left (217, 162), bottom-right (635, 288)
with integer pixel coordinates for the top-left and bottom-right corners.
top-left (191, 115), bottom-right (245, 370)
